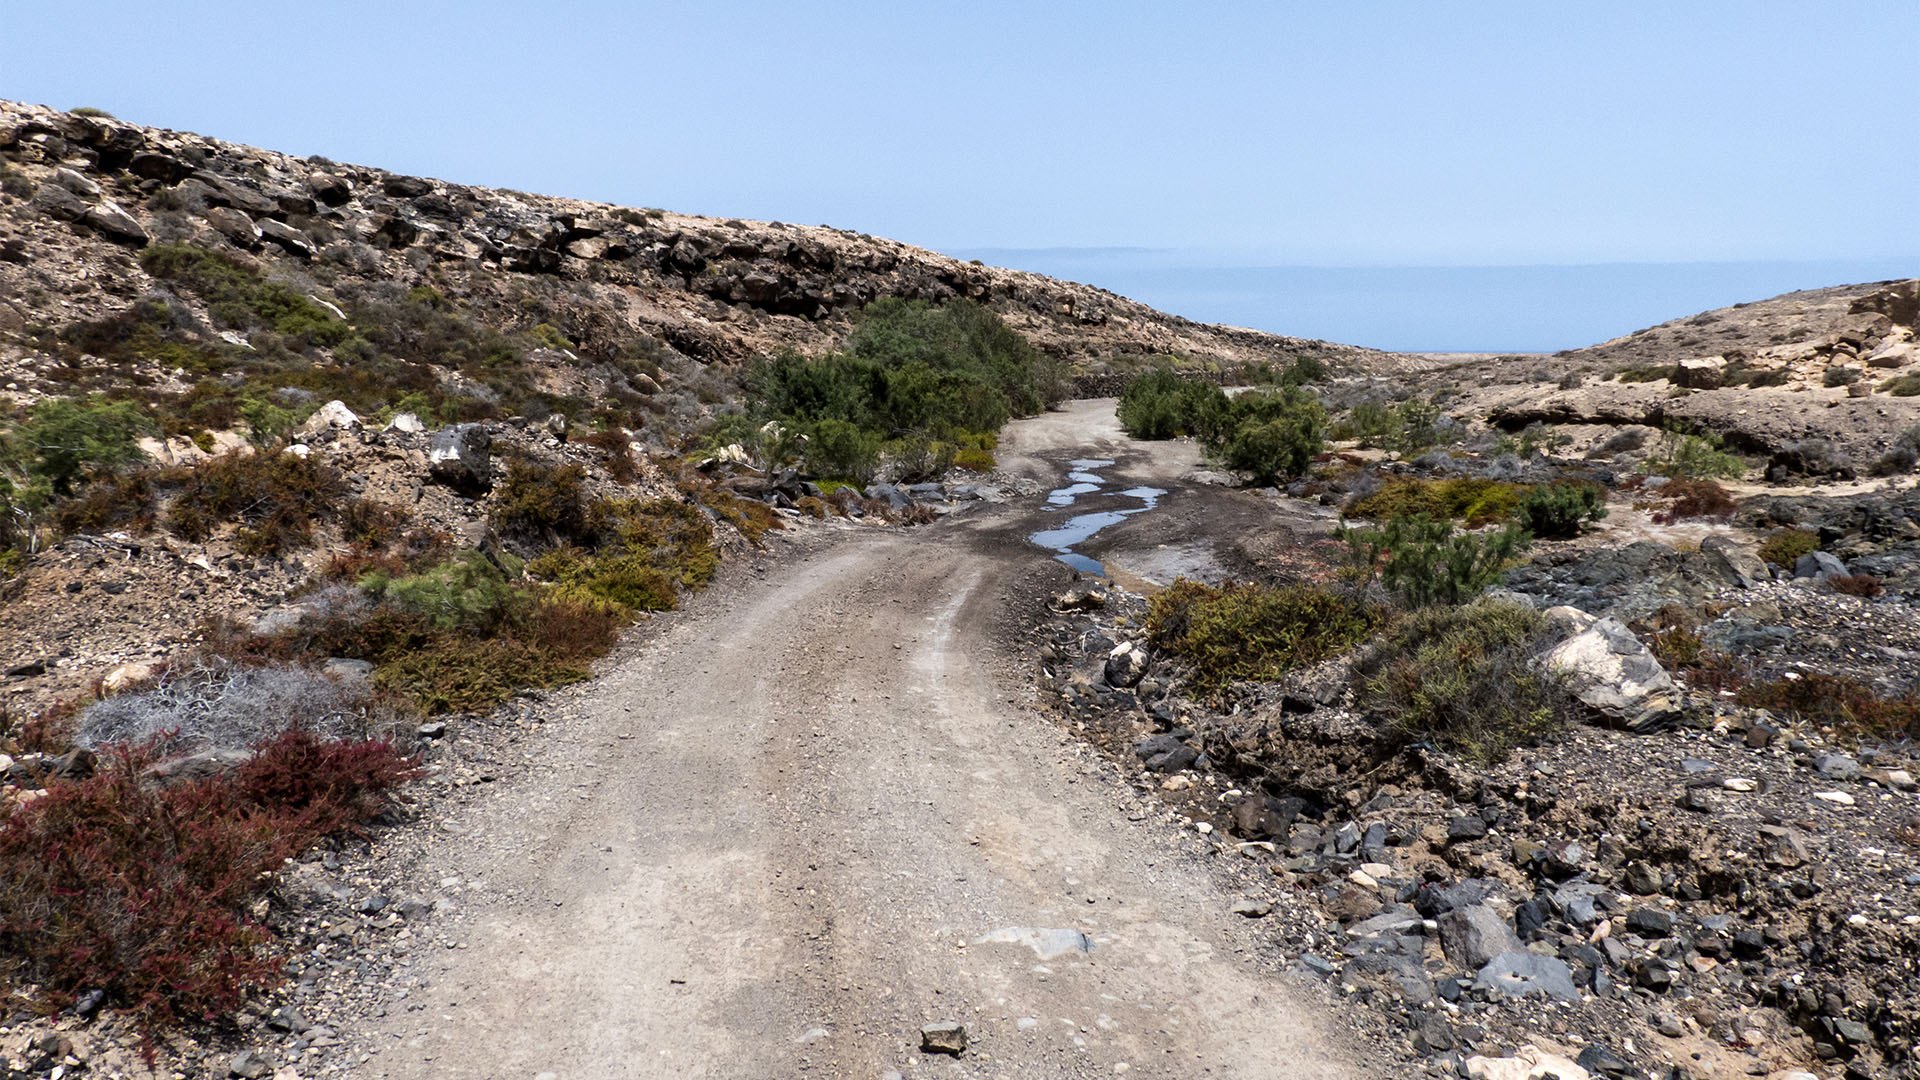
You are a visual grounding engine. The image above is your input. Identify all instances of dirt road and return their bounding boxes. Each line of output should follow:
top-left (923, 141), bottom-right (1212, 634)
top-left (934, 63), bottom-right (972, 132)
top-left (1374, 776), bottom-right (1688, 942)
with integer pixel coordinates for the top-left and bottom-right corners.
top-left (360, 402), bottom-right (1367, 1079)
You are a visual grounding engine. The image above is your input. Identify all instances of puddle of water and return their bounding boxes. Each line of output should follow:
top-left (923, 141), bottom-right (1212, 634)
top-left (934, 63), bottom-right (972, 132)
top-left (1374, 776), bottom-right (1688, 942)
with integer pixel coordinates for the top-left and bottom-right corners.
top-left (1028, 460), bottom-right (1166, 577)
top-left (975, 926), bottom-right (1095, 959)
top-left (1044, 460), bottom-right (1115, 508)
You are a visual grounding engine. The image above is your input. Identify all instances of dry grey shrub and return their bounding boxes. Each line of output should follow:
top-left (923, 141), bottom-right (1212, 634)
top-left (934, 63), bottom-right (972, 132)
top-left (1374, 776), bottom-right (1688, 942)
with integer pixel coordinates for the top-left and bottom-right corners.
top-left (78, 660), bottom-right (400, 753)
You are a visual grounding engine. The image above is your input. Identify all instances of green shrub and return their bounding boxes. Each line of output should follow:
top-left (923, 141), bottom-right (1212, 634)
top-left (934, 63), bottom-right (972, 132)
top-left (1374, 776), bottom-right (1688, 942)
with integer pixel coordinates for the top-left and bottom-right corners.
top-left (1349, 477), bottom-right (1527, 528)
top-left (1757, 528), bottom-right (1820, 568)
top-left (529, 547), bottom-right (679, 613)
top-left (1353, 600), bottom-right (1576, 764)
top-left (883, 434), bottom-right (956, 483)
top-left (1824, 366), bottom-right (1863, 388)
top-left (1281, 355), bottom-right (1328, 385)
top-left (0, 395), bottom-right (151, 495)
top-left (1649, 428), bottom-right (1746, 480)
top-left (1514, 483), bottom-right (1607, 539)
top-left (749, 299), bottom-right (1059, 476)
top-left (1883, 374), bottom-right (1920, 397)
top-left (1146, 580), bottom-right (1384, 693)
top-left (1339, 514), bottom-right (1531, 607)
top-left (952, 446), bottom-right (996, 471)
top-left (372, 636), bottom-right (588, 715)
top-left (1116, 370), bottom-right (1229, 440)
top-left (805, 418), bottom-right (883, 482)
top-left (1329, 398), bottom-right (1449, 454)
top-left (361, 548), bottom-right (526, 635)
top-left (1386, 399), bottom-right (1445, 455)
top-left (847, 297), bottom-right (1066, 416)
top-left (140, 244), bottom-right (350, 348)
top-left (1617, 363), bottom-right (1673, 383)
top-left (525, 496), bottom-right (719, 605)
top-left (1212, 386), bottom-right (1325, 484)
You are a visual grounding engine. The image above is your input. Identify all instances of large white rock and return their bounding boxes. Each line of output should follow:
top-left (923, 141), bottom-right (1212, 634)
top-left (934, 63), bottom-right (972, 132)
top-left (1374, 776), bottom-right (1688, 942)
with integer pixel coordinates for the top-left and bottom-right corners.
top-left (1464, 1046), bottom-right (1590, 1080)
top-left (1539, 606), bottom-right (1680, 731)
top-left (296, 399), bottom-right (361, 438)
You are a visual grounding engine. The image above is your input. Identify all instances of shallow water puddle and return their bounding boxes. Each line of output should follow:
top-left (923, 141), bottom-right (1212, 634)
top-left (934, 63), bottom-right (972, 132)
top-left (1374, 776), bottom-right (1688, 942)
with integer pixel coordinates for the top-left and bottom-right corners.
top-left (1028, 459), bottom-right (1165, 576)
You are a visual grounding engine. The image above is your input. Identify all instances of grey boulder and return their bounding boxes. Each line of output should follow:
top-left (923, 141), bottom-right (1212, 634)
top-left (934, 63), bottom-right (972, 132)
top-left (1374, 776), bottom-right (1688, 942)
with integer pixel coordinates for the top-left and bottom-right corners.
top-left (1437, 903), bottom-right (1522, 970)
top-left (428, 423), bottom-right (493, 491)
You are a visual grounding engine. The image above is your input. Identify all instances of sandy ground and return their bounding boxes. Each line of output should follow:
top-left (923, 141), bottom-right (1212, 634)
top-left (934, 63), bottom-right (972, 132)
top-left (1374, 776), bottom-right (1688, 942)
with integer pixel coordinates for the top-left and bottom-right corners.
top-left (355, 401), bottom-right (1371, 1079)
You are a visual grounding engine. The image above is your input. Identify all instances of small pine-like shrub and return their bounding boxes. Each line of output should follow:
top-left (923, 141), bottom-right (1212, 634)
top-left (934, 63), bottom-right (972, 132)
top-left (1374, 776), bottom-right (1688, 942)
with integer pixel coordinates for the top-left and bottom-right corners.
top-left (1514, 482), bottom-right (1607, 539)
top-left (1353, 600), bottom-right (1576, 764)
top-left (1339, 514), bottom-right (1531, 608)
top-left (1214, 386), bottom-right (1325, 484)
top-left (0, 395), bottom-right (152, 496)
top-left (1884, 374), bottom-right (1920, 397)
top-left (1756, 528), bottom-right (1820, 568)
top-left (806, 418), bottom-right (884, 483)
top-left (1146, 580), bottom-right (1384, 693)
top-left (1650, 429), bottom-right (1746, 480)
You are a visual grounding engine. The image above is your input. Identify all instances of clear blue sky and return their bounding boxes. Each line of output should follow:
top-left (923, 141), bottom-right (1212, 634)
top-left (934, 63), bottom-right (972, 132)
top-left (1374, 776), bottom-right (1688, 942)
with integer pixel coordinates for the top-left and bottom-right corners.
top-left (3, 2), bottom-right (1915, 346)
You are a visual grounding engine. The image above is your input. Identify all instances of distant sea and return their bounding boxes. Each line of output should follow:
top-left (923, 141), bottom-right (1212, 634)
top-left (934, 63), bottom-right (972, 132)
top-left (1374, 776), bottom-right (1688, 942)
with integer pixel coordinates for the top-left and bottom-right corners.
top-left (947, 251), bottom-right (1920, 355)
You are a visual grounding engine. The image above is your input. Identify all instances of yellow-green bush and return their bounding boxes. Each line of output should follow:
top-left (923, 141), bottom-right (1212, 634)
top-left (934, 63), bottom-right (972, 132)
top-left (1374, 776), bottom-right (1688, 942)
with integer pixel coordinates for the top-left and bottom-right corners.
top-left (1147, 580), bottom-right (1384, 693)
top-left (1757, 528), bottom-right (1820, 568)
top-left (1353, 600), bottom-right (1576, 764)
top-left (1348, 477), bottom-right (1527, 528)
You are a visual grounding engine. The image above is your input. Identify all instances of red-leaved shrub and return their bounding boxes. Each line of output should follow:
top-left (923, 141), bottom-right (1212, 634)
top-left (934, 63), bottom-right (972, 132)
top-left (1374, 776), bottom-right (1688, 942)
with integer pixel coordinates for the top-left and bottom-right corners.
top-left (1830, 573), bottom-right (1885, 599)
top-left (0, 730), bottom-right (416, 1033)
top-left (1652, 479), bottom-right (1739, 523)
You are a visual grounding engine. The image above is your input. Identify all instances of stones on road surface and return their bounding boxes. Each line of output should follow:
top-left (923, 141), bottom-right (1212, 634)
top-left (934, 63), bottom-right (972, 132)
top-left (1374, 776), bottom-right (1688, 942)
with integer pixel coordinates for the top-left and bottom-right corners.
top-left (919, 1021), bottom-right (967, 1056)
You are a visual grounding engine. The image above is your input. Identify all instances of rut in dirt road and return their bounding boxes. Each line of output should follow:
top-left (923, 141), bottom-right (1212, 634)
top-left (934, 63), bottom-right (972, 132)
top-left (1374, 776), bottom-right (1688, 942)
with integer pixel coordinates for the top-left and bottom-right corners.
top-left (361, 529), bottom-right (1364, 1079)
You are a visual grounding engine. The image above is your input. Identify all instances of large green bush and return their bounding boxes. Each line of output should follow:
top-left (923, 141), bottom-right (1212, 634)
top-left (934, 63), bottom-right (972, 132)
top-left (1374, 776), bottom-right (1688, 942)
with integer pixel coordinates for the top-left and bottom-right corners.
top-left (749, 299), bottom-right (1058, 477)
top-left (1353, 600), bottom-right (1576, 764)
top-left (847, 297), bottom-right (1066, 416)
top-left (1212, 386), bottom-right (1326, 484)
top-left (1116, 370), bottom-right (1229, 440)
top-left (805, 418), bottom-right (884, 482)
top-left (1146, 579), bottom-right (1383, 693)
top-left (1340, 514), bottom-right (1531, 607)
top-left (756, 298), bottom-right (1057, 435)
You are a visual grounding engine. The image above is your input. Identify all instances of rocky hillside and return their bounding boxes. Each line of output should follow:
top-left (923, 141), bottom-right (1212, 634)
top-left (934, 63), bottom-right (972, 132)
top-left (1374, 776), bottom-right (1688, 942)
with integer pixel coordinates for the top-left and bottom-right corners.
top-left (0, 98), bottom-right (1387, 410)
top-left (1395, 279), bottom-right (1920, 473)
